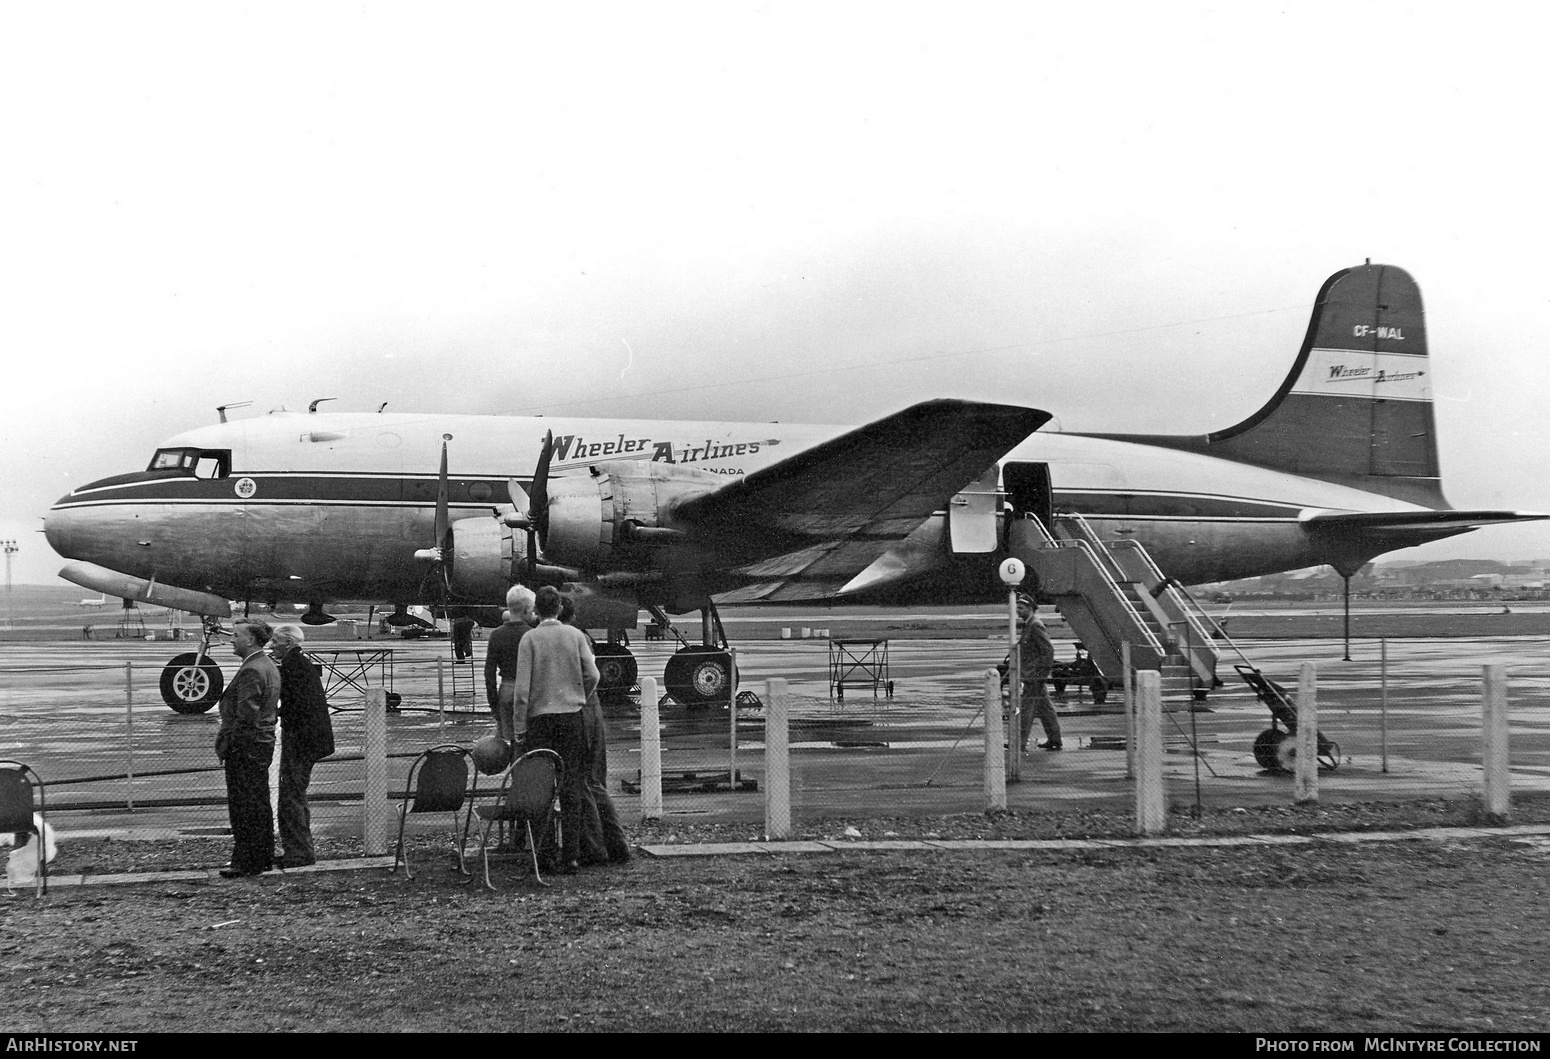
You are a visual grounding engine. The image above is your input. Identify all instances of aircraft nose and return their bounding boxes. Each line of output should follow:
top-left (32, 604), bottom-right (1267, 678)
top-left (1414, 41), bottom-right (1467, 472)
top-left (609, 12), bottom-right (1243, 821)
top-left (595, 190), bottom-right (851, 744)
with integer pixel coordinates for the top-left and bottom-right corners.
top-left (44, 491), bottom-right (90, 562)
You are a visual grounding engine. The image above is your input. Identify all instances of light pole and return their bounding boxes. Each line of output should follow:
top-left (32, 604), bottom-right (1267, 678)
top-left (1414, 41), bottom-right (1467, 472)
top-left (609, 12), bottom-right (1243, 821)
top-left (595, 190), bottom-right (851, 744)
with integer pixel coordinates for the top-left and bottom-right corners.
top-left (2, 539), bottom-right (16, 631)
top-left (998, 557), bottom-right (1026, 783)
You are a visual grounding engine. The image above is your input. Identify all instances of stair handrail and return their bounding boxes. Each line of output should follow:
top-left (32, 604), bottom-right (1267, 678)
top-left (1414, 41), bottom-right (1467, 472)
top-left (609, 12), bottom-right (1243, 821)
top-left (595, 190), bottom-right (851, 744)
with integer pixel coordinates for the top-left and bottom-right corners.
top-left (1048, 512), bottom-right (1286, 699)
top-left (1026, 533), bottom-right (1166, 657)
top-left (1053, 512), bottom-right (1190, 651)
top-left (1104, 538), bottom-right (1218, 657)
top-left (1153, 577), bottom-right (1266, 677)
top-left (1048, 511), bottom-right (1128, 582)
top-left (1103, 540), bottom-right (1280, 688)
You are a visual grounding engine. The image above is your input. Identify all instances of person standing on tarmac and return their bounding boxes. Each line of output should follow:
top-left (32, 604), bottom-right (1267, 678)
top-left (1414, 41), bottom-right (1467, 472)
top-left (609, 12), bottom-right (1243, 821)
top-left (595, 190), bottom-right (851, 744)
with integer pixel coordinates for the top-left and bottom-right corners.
top-left (512, 586), bottom-right (599, 875)
top-left (1016, 594), bottom-right (1062, 752)
top-left (557, 595), bottom-right (633, 866)
top-left (214, 618), bottom-right (281, 877)
top-left (484, 585), bottom-right (537, 743)
top-left (269, 624), bottom-right (335, 869)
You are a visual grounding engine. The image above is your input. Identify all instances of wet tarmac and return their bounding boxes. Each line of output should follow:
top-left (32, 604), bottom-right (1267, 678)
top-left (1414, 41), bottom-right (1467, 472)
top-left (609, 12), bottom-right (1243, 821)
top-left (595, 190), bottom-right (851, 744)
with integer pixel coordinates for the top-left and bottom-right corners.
top-left (3, 628), bottom-right (1549, 842)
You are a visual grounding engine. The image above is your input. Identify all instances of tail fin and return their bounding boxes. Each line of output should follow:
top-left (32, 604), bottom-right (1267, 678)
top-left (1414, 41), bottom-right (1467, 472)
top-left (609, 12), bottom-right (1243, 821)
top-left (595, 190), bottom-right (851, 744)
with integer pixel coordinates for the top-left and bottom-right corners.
top-left (1080, 263), bottom-right (1447, 508)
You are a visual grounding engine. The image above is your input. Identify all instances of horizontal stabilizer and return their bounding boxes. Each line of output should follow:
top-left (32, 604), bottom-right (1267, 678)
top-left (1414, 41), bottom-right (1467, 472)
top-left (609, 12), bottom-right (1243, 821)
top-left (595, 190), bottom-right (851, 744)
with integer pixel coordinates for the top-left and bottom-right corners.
top-left (1300, 509), bottom-right (1547, 534)
top-left (1297, 508), bottom-right (1548, 575)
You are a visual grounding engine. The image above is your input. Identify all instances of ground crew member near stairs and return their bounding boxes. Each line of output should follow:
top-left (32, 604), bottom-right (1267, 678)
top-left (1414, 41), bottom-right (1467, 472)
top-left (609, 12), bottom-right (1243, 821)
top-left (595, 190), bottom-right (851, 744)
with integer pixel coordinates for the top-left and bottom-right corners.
top-left (1016, 594), bottom-right (1062, 751)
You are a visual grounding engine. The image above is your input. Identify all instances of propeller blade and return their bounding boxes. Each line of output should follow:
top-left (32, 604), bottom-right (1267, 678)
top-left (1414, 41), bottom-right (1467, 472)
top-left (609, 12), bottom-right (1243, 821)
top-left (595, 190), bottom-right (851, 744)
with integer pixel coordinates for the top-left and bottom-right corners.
top-left (506, 479), bottom-right (531, 518)
top-left (532, 429), bottom-right (554, 542)
top-left (434, 434), bottom-right (451, 549)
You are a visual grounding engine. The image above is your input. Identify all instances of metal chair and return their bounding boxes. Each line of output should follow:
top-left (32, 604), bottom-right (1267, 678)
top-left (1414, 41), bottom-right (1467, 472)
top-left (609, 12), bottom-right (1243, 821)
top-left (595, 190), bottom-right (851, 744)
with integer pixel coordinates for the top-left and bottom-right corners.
top-left (390, 745), bottom-right (477, 880)
top-left (469, 748), bottom-right (563, 890)
top-left (1, 761), bottom-right (48, 897)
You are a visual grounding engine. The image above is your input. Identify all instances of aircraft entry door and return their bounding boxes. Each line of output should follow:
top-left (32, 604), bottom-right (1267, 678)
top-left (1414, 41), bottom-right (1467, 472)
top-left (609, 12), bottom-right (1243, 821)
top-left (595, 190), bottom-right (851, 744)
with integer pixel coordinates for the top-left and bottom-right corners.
top-left (1002, 461), bottom-right (1054, 531)
top-left (948, 465), bottom-right (1000, 553)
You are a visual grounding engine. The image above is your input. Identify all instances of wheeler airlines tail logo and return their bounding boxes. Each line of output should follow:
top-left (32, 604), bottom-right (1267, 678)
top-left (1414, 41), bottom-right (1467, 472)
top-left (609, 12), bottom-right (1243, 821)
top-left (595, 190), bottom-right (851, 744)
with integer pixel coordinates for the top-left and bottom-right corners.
top-left (1326, 363), bottom-right (1427, 385)
top-left (1292, 348), bottom-right (1431, 403)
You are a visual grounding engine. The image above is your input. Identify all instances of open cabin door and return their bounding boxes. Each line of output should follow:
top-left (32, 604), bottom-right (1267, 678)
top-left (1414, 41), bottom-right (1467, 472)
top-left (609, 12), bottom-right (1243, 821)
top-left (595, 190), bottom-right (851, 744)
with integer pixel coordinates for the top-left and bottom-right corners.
top-left (1002, 461), bottom-right (1054, 531)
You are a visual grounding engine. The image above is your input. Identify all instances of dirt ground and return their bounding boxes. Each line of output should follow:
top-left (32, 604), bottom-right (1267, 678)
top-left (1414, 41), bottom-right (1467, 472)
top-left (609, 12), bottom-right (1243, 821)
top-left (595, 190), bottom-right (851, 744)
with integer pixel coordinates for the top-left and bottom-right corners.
top-left (6, 799), bottom-right (1550, 1033)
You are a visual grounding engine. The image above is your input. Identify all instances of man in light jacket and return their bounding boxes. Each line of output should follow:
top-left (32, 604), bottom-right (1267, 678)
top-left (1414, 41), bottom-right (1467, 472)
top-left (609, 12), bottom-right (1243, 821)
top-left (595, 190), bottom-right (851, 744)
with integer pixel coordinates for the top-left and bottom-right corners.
top-left (513, 586), bottom-right (599, 874)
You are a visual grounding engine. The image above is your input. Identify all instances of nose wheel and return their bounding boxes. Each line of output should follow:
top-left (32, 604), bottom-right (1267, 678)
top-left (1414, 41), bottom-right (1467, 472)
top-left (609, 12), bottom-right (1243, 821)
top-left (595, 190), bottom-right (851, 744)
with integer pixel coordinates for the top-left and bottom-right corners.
top-left (160, 652), bottom-right (225, 713)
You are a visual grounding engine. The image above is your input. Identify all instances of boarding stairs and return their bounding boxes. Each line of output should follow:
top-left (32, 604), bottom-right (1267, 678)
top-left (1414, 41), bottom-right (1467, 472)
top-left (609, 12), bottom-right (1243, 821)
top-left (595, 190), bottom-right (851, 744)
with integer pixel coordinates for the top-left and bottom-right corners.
top-left (1007, 513), bottom-right (1220, 705)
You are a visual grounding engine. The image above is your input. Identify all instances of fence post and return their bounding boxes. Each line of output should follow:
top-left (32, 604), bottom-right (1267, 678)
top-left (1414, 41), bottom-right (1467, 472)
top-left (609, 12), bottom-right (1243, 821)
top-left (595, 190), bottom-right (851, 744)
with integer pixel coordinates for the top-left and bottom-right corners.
top-left (1380, 638), bottom-right (1389, 773)
top-left (1134, 670), bottom-right (1164, 834)
top-left (728, 647), bottom-right (739, 791)
top-left (984, 668), bottom-right (1006, 812)
top-left (1006, 642), bottom-right (1022, 783)
top-left (764, 678), bottom-right (791, 839)
top-left (1294, 662), bottom-right (1318, 804)
top-left (125, 661), bottom-right (135, 812)
top-left (1122, 641), bottom-right (1134, 779)
top-left (1482, 664), bottom-right (1511, 823)
top-left (639, 676), bottom-right (663, 820)
top-left (363, 686), bottom-right (389, 855)
top-left (436, 657), bottom-right (445, 743)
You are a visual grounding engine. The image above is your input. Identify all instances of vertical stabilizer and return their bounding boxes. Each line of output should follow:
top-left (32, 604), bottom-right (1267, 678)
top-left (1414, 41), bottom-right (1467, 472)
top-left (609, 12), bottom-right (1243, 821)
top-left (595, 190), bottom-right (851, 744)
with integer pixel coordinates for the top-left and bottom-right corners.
top-left (1079, 263), bottom-right (1447, 507)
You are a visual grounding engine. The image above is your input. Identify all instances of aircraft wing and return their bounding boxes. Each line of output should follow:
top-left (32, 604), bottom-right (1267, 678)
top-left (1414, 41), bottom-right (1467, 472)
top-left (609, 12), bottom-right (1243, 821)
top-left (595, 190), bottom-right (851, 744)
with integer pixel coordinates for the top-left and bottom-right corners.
top-left (675, 399), bottom-right (1050, 596)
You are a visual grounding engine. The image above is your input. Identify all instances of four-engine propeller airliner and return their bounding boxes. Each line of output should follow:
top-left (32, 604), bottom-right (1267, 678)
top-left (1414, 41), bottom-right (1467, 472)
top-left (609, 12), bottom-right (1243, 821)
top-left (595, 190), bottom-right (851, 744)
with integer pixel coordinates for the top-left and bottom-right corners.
top-left (44, 262), bottom-right (1543, 712)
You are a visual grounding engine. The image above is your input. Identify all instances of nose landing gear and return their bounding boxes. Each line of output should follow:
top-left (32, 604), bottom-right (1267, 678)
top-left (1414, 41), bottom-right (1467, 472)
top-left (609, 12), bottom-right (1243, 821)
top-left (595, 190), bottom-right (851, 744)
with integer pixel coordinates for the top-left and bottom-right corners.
top-left (159, 617), bottom-right (226, 713)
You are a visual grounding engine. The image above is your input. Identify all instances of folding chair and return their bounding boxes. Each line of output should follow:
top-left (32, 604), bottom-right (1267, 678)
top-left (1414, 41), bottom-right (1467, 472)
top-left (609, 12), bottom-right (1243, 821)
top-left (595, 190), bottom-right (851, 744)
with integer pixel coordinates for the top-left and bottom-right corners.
top-left (469, 749), bottom-right (562, 891)
top-left (391, 745), bottom-right (477, 880)
top-left (1, 761), bottom-right (48, 897)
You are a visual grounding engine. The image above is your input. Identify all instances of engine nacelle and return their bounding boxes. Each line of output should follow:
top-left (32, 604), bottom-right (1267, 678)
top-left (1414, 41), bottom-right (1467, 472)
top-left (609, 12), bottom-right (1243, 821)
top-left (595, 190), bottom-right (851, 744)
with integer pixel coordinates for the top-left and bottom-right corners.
top-left (543, 461), bottom-right (725, 571)
top-left (447, 515), bottom-right (639, 631)
top-left (448, 516), bottom-right (520, 599)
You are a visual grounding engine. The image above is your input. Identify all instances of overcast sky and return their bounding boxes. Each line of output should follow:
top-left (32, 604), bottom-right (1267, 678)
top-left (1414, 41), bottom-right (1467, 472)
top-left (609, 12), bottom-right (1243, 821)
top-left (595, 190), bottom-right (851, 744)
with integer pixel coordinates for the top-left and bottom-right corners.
top-left (3, 2), bottom-right (1548, 585)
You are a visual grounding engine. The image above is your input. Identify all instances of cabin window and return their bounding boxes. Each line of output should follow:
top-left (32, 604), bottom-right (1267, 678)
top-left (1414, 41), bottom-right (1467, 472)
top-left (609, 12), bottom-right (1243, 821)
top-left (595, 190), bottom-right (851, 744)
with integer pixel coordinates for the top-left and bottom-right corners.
top-left (146, 448), bottom-right (231, 479)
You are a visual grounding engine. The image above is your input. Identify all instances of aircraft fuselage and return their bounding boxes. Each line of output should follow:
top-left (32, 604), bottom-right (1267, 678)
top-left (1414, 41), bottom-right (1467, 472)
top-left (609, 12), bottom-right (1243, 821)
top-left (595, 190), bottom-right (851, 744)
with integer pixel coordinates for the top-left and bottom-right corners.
top-left (44, 407), bottom-right (1443, 611)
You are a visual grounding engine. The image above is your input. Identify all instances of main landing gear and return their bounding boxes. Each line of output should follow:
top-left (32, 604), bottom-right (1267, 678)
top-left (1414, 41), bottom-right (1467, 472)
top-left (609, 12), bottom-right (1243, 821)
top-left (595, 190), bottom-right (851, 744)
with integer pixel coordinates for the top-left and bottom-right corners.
top-left (662, 603), bottom-right (738, 708)
top-left (159, 617), bottom-right (226, 714)
top-left (592, 603), bottom-right (739, 710)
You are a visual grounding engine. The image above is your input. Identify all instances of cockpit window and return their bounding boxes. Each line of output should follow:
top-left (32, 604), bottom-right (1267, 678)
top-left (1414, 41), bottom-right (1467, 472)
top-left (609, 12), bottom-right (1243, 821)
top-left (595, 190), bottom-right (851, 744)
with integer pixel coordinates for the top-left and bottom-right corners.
top-left (146, 448), bottom-right (231, 479)
top-left (150, 450), bottom-right (188, 471)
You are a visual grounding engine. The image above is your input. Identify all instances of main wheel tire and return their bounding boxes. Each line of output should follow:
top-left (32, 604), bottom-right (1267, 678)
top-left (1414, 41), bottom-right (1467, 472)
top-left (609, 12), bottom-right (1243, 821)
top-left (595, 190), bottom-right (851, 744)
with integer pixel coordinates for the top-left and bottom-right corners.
top-left (664, 646), bottom-right (737, 707)
top-left (1252, 728), bottom-right (1291, 772)
top-left (593, 643), bottom-right (638, 697)
top-left (160, 653), bottom-right (224, 714)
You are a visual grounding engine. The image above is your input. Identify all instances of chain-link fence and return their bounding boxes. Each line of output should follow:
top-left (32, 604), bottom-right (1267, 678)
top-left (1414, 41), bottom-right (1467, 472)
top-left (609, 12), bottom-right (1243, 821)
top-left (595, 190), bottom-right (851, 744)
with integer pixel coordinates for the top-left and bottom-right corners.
top-left (4, 633), bottom-right (1549, 867)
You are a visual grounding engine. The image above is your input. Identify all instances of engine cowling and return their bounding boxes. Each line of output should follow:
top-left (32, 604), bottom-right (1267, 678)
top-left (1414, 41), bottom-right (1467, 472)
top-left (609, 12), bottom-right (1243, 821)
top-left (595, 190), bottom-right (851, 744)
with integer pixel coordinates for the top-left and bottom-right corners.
top-left (448, 516), bottom-right (519, 599)
top-left (446, 514), bottom-right (639, 630)
top-left (542, 461), bottom-right (724, 571)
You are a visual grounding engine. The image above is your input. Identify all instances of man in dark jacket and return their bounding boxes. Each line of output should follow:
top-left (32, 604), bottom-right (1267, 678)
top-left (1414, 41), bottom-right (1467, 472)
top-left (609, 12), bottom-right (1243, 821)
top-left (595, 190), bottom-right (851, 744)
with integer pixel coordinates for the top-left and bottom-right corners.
top-left (484, 585), bottom-right (536, 742)
top-left (269, 624), bottom-right (335, 868)
top-left (1016, 594), bottom-right (1062, 752)
top-left (215, 618), bottom-right (281, 877)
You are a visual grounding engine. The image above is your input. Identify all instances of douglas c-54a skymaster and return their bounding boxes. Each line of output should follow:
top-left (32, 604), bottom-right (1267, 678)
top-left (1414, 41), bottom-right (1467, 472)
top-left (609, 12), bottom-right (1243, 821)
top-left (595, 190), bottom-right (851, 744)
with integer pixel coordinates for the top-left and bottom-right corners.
top-left (44, 262), bottom-right (1543, 715)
